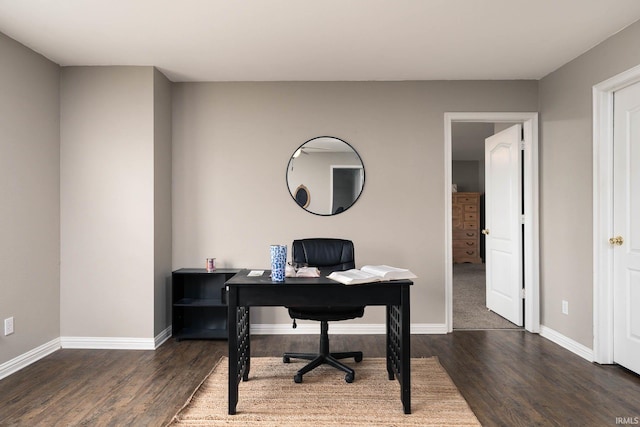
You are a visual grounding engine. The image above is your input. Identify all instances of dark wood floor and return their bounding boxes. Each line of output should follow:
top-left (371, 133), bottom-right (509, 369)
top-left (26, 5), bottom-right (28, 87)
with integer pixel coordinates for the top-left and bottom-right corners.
top-left (0, 331), bottom-right (638, 426)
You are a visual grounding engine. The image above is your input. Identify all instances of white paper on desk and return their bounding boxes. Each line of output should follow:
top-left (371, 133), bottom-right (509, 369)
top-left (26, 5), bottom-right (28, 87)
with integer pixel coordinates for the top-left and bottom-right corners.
top-left (248, 270), bottom-right (264, 277)
top-left (295, 266), bottom-right (320, 277)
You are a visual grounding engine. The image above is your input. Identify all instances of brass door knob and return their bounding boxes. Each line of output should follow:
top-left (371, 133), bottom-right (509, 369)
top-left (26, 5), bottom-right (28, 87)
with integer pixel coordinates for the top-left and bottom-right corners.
top-left (481, 229), bottom-right (490, 235)
top-left (609, 236), bottom-right (624, 246)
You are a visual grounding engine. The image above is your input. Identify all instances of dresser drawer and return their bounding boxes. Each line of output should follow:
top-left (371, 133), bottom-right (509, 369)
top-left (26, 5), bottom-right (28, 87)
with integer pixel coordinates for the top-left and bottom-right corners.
top-left (454, 195), bottom-right (478, 204)
top-left (454, 230), bottom-right (478, 239)
top-left (464, 213), bottom-right (477, 221)
top-left (464, 204), bottom-right (478, 212)
top-left (463, 221), bottom-right (477, 230)
top-left (452, 205), bottom-right (463, 219)
top-left (453, 239), bottom-right (477, 249)
top-left (452, 216), bottom-right (463, 230)
top-left (453, 248), bottom-right (479, 259)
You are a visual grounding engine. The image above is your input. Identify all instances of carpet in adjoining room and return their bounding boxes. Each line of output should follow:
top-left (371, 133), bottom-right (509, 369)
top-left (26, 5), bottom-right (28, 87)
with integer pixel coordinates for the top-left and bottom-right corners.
top-left (453, 263), bottom-right (521, 329)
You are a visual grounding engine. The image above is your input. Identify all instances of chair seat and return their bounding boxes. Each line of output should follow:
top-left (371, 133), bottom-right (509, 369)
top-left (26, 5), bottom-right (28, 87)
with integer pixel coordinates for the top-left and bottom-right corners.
top-left (288, 306), bottom-right (364, 322)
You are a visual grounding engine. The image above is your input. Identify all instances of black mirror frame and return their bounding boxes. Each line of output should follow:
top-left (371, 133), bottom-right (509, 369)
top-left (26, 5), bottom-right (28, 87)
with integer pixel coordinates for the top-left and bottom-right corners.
top-left (286, 136), bottom-right (365, 216)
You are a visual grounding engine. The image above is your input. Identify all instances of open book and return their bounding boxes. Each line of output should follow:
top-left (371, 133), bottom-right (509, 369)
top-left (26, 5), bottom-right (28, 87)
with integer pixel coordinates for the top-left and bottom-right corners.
top-left (327, 265), bottom-right (417, 285)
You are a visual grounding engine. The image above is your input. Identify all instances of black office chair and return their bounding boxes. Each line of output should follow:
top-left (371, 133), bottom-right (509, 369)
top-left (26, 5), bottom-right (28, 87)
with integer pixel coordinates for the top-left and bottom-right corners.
top-left (283, 238), bottom-right (365, 383)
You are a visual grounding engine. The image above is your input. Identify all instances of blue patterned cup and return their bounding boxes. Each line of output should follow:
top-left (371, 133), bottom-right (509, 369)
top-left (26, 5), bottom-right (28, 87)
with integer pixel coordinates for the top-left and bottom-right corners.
top-left (270, 245), bottom-right (287, 282)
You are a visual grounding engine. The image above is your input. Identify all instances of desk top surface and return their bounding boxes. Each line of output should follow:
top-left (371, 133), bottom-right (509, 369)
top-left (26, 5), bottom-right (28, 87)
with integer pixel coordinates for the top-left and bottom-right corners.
top-left (225, 268), bottom-right (413, 287)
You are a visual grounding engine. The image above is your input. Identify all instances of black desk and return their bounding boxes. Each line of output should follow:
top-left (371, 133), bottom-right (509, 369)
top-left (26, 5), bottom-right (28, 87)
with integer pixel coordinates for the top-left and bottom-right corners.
top-left (225, 269), bottom-right (412, 415)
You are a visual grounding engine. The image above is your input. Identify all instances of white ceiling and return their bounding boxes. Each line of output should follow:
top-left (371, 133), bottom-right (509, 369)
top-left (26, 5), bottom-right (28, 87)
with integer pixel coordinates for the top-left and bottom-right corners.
top-left (1, 0), bottom-right (640, 82)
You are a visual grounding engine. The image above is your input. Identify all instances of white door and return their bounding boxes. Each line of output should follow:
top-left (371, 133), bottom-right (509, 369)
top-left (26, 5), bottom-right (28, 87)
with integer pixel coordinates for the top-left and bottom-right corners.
top-left (612, 81), bottom-right (640, 375)
top-left (484, 125), bottom-right (523, 326)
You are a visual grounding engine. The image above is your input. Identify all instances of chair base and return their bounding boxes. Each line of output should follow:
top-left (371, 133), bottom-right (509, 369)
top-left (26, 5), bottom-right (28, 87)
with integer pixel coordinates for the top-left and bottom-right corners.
top-left (283, 320), bottom-right (362, 383)
top-left (283, 351), bottom-right (363, 383)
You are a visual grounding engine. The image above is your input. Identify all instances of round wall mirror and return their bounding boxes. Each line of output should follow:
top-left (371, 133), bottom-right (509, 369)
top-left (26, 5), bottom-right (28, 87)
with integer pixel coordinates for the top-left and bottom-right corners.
top-left (286, 136), bottom-right (365, 216)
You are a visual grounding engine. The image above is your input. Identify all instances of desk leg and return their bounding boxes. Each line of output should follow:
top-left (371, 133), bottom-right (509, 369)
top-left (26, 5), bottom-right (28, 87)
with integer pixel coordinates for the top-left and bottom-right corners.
top-left (228, 293), bottom-right (239, 415)
top-left (400, 285), bottom-right (411, 414)
top-left (242, 307), bottom-right (251, 382)
top-left (228, 295), bottom-right (251, 415)
top-left (385, 307), bottom-right (395, 381)
top-left (385, 286), bottom-right (411, 414)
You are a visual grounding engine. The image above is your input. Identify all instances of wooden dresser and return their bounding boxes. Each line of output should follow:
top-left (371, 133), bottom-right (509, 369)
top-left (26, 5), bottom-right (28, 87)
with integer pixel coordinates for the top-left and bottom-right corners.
top-left (452, 192), bottom-right (481, 264)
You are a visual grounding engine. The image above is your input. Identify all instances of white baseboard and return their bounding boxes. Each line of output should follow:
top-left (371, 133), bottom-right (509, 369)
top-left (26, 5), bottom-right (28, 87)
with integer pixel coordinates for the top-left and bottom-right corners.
top-left (61, 336), bottom-right (155, 350)
top-left (540, 325), bottom-right (594, 362)
top-left (60, 326), bottom-right (173, 350)
top-left (0, 338), bottom-right (61, 380)
top-left (250, 323), bottom-right (448, 335)
top-left (155, 326), bottom-right (172, 349)
top-left (412, 323), bottom-right (448, 334)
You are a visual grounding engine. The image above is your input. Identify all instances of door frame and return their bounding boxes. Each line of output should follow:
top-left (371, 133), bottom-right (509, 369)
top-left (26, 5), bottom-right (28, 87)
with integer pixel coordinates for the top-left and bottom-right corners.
top-left (444, 112), bottom-right (540, 333)
top-left (592, 63), bottom-right (640, 364)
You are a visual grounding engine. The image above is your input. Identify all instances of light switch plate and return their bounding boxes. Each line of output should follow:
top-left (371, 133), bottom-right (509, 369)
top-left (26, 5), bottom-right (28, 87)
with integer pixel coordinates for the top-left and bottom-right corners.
top-left (4, 317), bottom-right (14, 336)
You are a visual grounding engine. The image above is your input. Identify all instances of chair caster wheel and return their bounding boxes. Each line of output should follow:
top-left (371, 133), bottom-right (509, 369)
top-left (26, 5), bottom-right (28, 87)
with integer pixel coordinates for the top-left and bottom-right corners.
top-left (354, 354), bottom-right (363, 363)
top-left (294, 373), bottom-right (303, 383)
top-left (345, 373), bottom-right (354, 383)
top-left (283, 356), bottom-right (290, 363)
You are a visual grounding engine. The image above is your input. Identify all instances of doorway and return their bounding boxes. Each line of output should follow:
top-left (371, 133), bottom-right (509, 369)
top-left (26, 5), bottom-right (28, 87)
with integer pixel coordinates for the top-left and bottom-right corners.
top-left (331, 166), bottom-right (363, 215)
top-left (451, 122), bottom-right (523, 330)
top-left (593, 64), bottom-right (640, 374)
top-left (444, 112), bottom-right (540, 333)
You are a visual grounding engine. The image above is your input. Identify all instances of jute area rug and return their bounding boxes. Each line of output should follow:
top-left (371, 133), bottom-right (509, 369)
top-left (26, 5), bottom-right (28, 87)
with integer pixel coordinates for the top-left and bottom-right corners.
top-left (169, 356), bottom-right (481, 426)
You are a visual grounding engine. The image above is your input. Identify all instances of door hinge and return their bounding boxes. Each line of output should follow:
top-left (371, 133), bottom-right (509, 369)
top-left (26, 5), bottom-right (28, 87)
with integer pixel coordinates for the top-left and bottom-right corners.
top-left (520, 214), bottom-right (525, 224)
top-left (521, 288), bottom-right (526, 299)
top-left (520, 140), bottom-right (526, 150)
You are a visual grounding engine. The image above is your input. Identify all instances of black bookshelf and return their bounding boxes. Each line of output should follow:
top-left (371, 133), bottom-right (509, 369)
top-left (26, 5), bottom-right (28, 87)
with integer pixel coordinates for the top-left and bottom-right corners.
top-left (172, 268), bottom-right (240, 341)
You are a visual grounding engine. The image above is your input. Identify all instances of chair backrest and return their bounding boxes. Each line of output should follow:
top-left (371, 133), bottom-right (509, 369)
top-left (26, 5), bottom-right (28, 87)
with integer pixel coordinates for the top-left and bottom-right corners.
top-left (292, 238), bottom-right (355, 274)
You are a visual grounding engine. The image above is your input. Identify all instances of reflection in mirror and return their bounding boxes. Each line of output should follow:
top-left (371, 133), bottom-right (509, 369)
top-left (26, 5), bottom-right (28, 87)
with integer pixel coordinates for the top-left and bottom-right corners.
top-left (294, 185), bottom-right (310, 208)
top-left (287, 136), bottom-right (365, 216)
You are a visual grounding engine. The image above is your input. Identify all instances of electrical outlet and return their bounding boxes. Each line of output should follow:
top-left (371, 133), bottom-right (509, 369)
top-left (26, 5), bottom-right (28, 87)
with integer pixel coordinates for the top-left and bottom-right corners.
top-left (4, 317), bottom-right (14, 336)
top-left (562, 300), bottom-right (569, 315)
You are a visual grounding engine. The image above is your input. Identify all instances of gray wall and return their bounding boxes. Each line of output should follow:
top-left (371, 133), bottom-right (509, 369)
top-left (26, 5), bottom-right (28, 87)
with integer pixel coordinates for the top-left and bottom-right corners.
top-left (451, 122), bottom-right (494, 193)
top-left (538, 19), bottom-right (640, 347)
top-left (172, 81), bottom-right (538, 326)
top-left (452, 161), bottom-right (480, 192)
top-left (0, 33), bottom-right (60, 363)
top-left (153, 69), bottom-right (173, 337)
top-left (60, 66), bottom-right (171, 339)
